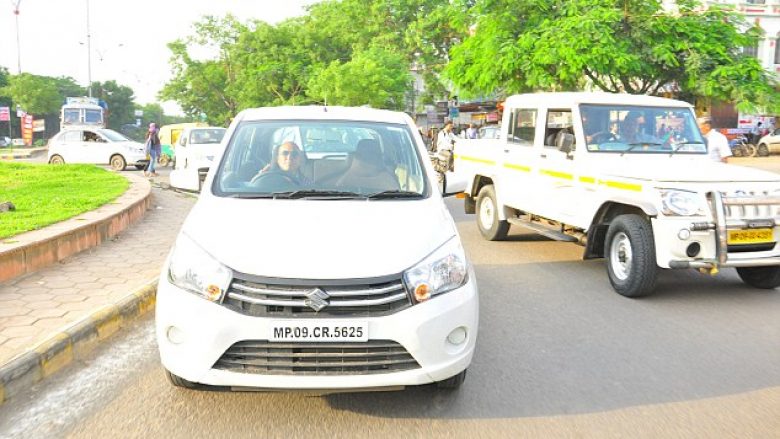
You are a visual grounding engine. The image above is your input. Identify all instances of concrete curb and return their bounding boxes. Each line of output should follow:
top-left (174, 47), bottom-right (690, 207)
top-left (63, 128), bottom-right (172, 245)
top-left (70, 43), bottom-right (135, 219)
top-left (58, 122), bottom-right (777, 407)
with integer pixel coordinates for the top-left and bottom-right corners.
top-left (0, 278), bottom-right (157, 405)
top-left (0, 148), bottom-right (47, 160)
top-left (0, 173), bottom-right (152, 283)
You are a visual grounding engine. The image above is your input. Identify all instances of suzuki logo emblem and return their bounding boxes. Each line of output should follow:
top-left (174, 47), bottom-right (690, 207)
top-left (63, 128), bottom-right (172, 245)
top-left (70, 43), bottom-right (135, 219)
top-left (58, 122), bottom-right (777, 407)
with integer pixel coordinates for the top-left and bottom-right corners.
top-left (304, 288), bottom-right (330, 312)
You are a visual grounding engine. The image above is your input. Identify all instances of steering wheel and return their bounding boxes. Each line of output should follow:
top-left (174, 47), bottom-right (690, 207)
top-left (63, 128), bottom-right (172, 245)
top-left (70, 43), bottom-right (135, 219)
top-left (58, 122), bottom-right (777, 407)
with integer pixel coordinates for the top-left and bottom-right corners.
top-left (249, 171), bottom-right (299, 192)
top-left (589, 132), bottom-right (617, 144)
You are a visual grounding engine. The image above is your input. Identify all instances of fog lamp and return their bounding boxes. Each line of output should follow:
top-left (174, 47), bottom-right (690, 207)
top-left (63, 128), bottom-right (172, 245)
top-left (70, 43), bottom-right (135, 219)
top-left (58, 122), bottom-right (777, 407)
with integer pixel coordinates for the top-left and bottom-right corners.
top-left (678, 229), bottom-right (691, 240)
top-left (447, 327), bottom-right (467, 345)
top-left (166, 326), bottom-right (185, 345)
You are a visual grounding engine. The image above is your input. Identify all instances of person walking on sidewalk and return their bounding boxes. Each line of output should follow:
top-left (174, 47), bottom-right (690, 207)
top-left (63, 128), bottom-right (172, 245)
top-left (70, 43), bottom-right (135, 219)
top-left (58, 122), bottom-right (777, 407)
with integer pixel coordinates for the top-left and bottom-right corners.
top-left (144, 123), bottom-right (162, 177)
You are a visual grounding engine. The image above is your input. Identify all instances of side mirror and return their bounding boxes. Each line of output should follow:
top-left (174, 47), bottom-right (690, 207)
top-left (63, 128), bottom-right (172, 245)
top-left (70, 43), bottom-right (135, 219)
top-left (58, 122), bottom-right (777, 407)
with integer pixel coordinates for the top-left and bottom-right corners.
top-left (558, 133), bottom-right (575, 154)
top-left (180, 137), bottom-right (188, 147)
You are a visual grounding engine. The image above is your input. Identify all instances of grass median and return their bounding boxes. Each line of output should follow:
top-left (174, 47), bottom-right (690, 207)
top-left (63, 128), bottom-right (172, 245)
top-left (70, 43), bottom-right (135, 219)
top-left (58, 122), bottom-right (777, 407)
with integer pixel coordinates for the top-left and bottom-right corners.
top-left (0, 162), bottom-right (129, 239)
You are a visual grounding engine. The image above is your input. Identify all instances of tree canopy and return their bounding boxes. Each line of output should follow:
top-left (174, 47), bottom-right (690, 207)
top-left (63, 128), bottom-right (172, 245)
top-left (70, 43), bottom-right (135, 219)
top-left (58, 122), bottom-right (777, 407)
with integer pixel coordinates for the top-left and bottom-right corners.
top-left (445, 0), bottom-right (780, 112)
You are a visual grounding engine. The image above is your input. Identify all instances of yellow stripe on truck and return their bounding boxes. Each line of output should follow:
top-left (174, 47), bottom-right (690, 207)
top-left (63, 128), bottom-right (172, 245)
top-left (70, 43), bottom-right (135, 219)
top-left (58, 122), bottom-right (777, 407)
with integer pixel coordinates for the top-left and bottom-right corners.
top-left (599, 180), bottom-right (642, 192)
top-left (540, 169), bottom-right (573, 180)
top-left (455, 154), bottom-right (496, 165)
top-left (503, 163), bottom-right (531, 172)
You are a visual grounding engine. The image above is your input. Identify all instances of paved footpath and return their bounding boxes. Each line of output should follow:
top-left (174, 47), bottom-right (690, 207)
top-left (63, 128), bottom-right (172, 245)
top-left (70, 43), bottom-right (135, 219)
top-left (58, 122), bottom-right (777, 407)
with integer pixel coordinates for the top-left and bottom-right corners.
top-left (0, 186), bottom-right (195, 364)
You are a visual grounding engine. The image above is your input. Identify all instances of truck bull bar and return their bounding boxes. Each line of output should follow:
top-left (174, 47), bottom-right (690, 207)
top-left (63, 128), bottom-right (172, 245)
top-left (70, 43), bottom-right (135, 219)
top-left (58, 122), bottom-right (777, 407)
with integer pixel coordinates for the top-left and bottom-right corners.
top-left (668, 191), bottom-right (780, 269)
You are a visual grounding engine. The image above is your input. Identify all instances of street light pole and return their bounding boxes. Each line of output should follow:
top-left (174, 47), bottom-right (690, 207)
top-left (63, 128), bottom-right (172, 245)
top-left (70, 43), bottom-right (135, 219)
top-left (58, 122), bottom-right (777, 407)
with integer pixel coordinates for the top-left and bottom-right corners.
top-left (86, 0), bottom-right (92, 97)
top-left (13, 0), bottom-right (22, 74)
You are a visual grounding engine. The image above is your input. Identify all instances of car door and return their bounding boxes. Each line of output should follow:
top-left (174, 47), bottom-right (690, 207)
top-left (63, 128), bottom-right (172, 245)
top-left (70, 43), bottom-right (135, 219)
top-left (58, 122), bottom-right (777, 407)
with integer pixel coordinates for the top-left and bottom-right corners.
top-left (58, 130), bottom-right (83, 162)
top-left (174, 130), bottom-right (189, 170)
top-left (80, 130), bottom-right (104, 164)
top-left (499, 107), bottom-right (541, 212)
top-left (768, 128), bottom-right (780, 154)
top-left (535, 107), bottom-right (579, 222)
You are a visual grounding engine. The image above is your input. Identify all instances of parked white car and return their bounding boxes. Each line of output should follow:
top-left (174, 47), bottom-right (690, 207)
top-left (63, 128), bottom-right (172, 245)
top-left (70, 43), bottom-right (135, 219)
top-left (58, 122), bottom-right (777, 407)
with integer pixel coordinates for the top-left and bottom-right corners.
top-left (447, 92), bottom-right (780, 298)
top-left (47, 128), bottom-right (147, 171)
top-left (156, 106), bottom-right (478, 391)
top-left (168, 127), bottom-right (226, 191)
top-left (756, 128), bottom-right (780, 156)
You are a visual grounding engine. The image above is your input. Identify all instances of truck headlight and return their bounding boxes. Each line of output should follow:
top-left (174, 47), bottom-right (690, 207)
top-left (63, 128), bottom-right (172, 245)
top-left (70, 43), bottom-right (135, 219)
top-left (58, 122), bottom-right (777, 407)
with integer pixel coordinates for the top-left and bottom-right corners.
top-left (168, 233), bottom-right (232, 302)
top-left (659, 189), bottom-right (707, 217)
top-left (403, 237), bottom-right (468, 303)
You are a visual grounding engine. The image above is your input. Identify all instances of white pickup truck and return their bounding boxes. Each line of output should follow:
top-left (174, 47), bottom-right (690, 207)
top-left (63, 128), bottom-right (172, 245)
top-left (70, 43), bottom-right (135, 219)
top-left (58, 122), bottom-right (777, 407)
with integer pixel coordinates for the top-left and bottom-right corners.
top-left (446, 92), bottom-right (780, 297)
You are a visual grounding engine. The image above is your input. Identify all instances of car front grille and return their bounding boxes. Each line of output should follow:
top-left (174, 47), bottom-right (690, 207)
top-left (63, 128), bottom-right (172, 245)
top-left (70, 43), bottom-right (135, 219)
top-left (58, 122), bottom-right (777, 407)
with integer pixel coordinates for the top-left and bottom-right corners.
top-left (223, 273), bottom-right (412, 318)
top-left (213, 340), bottom-right (420, 375)
top-left (722, 191), bottom-right (777, 221)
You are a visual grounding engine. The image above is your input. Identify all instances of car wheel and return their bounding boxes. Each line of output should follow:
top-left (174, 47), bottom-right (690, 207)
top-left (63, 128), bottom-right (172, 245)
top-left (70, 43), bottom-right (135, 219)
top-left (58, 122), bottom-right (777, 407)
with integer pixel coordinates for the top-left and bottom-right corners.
top-left (476, 185), bottom-right (509, 241)
top-left (436, 369), bottom-right (467, 390)
top-left (158, 154), bottom-right (171, 167)
top-left (110, 154), bottom-right (126, 171)
top-left (736, 266), bottom-right (780, 289)
top-left (758, 143), bottom-right (770, 157)
top-left (605, 214), bottom-right (658, 298)
top-left (165, 369), bottom-right (202, 389)
top-left (48, 155), bottom-right (65, 165)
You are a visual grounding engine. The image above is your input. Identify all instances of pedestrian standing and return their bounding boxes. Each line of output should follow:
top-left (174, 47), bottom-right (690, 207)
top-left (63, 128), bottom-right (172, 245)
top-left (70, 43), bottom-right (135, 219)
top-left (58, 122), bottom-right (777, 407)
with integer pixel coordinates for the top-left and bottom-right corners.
top-left (751, 121), bottom-right (763, 145)
top-left (144, 122), bottom-right (162, 177)
top-left (697, 118), bottom-right (732, 163)
top-left (466, 123), bottom-right (478, 139)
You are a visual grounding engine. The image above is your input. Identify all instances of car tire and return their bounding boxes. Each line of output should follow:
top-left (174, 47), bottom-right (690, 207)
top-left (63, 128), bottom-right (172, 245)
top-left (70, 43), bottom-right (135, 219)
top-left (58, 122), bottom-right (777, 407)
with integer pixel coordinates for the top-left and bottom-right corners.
top-left (476, 185), bottom-right (509, 241)
top-left (110, 154), bottom-right (126, 171)
top-left (436, 369), bottom-right (467, 390)
top-left (158, 154), bottom-right (171, 167)
top-left (165, 369), bottom-right (202, 389)
top-left (49, 155), bottom-right (65, 165)
top-left (736, 266), bottom-right (780, 289)
top-left (135, 164), bottom-right (146, 171)
top-left (758, 143), bottom-right (770, 157)
top-left (605, 214), bottom-right (658, 298)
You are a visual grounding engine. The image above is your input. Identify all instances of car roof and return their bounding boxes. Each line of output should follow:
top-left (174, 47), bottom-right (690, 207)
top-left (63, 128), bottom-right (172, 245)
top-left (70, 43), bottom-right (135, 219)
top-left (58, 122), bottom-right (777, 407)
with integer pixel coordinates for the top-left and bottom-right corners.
top-left (505, 92), bottom-right (692, 108)
top-left (235, 106), bottom-right (412, 125)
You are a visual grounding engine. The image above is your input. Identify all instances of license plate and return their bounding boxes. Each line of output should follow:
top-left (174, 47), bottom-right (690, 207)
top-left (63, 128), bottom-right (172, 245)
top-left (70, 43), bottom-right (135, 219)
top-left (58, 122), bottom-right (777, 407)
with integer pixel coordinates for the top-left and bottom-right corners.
top-left (268, 320), bottom-right (368, 342)
top-left (727, 228), bottom-right (774, 245)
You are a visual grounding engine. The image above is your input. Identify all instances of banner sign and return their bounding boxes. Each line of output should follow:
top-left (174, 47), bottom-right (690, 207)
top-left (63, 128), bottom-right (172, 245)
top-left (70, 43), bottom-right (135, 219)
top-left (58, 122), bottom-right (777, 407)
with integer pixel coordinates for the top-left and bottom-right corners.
top-left (32, 119), bottom-right (45, 132)
top-left (0, 107), bottom-right (9, 122)
top-left (22, 114), bottom-right (33, 146)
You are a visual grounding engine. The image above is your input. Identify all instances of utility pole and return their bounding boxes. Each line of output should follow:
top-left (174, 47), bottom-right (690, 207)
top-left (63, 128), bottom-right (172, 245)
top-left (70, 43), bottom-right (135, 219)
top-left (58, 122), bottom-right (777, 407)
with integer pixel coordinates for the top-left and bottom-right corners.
top-left (86, 0), bottom-right (93, 97)
top-left (12, 0), bottom-right (22, 74)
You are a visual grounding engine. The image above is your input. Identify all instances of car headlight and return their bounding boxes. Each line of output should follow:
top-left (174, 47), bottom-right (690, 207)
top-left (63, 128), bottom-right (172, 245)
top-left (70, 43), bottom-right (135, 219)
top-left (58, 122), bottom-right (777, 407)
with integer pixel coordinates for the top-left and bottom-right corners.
top-left (403, 237), bottom-right (468, 303)
top-left (168, 233), bottom-right (232, 302)
top-left (659, 189), bottom-right (707, 216)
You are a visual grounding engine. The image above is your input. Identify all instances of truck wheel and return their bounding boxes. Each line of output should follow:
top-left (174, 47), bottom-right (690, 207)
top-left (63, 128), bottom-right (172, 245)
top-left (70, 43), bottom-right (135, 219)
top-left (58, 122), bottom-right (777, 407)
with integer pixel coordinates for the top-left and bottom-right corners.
top-left (605, 214), bottom-right (658, 298)
top-left (736, 266), bottom-right (780, 289)
top-left (758, 143), bottom-right (769, 157)
top-left (476, 185), bottom-right (509, 241)
top-left (110, 154), bottom-right (126, 171)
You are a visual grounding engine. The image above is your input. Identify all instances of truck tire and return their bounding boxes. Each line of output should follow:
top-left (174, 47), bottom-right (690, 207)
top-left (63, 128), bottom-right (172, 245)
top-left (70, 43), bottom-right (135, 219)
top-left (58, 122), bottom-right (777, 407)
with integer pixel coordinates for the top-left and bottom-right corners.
top-left (605, 214), bottom-right (658, 298)
top-left (476, 185), bottom-right (509, 241)
top-left (736, 266), bottom-right (780, 289)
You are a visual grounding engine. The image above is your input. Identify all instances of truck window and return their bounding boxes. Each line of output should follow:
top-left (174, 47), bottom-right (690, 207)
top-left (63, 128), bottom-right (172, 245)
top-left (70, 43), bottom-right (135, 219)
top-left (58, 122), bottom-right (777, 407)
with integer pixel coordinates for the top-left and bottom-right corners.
top-left (508, 109), bottom-right (536, 146)
top-left (543, 110), bottom-right (574, 151)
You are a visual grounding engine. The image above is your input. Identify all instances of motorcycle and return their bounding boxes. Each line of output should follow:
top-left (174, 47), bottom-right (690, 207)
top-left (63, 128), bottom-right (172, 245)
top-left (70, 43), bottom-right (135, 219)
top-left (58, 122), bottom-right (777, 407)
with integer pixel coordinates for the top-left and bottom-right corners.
top-left (729, 135), bottom-right (757, 157)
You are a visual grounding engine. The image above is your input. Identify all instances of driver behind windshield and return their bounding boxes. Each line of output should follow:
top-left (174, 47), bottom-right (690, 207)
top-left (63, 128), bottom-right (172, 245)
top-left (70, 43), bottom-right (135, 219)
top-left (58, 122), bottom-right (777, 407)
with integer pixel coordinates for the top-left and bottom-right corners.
top-left (619, 111), bottom-right (660, 144)
top-left (252, 141), bottom-right (311, 186)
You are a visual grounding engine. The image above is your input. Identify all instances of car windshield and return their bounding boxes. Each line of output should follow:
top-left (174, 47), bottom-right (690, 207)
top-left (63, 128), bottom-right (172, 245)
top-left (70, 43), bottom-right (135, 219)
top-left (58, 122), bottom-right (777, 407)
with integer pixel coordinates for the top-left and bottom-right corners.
top-left (580, 104), bottom-right (706, 154)
top-left (190, 128), bottom-right (225, 145)
top-left (84, 109), bottom-right (103, 124)
top-left (214, 120), bottom-right (428, 198)
top-left (97, 129), bottom-right (130, 142)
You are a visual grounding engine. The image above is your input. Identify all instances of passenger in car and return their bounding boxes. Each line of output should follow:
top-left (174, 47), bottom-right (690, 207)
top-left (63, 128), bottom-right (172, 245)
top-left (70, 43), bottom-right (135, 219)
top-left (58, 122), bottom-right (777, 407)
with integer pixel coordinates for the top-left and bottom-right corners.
top-left (252, 141), bottom-right (311, 186)
top-left (336, 139), bottom-right (399, 192)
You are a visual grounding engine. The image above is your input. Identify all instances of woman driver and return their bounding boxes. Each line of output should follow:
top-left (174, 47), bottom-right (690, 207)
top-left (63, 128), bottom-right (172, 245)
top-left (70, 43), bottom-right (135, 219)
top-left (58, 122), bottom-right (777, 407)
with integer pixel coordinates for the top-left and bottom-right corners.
top-left (253, 141), bottom-right (311, 186)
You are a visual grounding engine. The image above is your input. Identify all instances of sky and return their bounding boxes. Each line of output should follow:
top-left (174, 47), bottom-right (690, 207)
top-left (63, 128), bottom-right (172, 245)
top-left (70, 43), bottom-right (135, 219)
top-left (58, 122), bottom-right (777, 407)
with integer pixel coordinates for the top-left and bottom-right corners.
top-left (1, 0), bottom-right (322, 114)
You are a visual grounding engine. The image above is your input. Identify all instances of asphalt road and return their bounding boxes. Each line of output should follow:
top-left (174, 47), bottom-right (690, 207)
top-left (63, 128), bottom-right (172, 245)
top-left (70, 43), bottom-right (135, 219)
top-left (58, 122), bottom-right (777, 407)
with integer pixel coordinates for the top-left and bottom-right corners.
top-left (1, 158), bottom-right (779, 438)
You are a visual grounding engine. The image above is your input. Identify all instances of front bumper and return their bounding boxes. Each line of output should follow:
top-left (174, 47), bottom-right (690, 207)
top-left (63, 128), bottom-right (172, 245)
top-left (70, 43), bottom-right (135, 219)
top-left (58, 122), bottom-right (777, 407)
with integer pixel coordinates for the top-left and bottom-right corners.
top-left (655, 191), bottom-right (780, 269)
top-left (155, 269), bottom-right (478, 389)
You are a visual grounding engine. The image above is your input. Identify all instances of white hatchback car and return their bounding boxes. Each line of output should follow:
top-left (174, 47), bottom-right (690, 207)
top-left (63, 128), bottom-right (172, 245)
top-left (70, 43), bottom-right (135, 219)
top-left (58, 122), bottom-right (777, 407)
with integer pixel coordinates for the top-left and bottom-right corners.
top-left (156, 106), bottom-right (479, 392)
top-left (48, 128), bottom-right (147, 171)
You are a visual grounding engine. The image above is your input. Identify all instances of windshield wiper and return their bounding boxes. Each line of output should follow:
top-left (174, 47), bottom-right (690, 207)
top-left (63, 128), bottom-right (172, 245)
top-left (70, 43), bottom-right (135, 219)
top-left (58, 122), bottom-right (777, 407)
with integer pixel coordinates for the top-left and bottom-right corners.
top-left (620, 142), bottom-right (663, 156)
top-left (668, 142), bottom-right (704, 157)
top-left (273, 190), bottom-right (366, 199)
top-left (225, 193), bottom-right (275, 199)
top-left (366, 190), bottom-right (424, 199)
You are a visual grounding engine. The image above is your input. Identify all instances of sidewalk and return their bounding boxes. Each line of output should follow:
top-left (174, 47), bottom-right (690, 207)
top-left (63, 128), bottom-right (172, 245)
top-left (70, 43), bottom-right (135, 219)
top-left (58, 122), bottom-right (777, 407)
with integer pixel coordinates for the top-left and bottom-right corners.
top-left (0, 184), bottom-right (195, 368)
top-left (0, 147), bottom-right (47, 160)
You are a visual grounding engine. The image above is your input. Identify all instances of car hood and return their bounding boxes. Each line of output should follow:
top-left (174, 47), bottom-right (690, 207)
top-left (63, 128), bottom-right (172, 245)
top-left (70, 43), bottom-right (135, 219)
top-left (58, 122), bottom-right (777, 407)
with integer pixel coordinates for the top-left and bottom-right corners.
top-left (596, 158), bottom-right (780, 183)
top-left (179, 195), bottom-right (456, 280)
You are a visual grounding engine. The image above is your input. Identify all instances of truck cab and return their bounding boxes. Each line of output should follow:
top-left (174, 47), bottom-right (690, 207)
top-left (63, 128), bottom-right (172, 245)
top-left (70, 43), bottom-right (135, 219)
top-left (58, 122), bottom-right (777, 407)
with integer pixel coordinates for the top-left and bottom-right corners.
top-left (451, 92), bottom-right (780, 297)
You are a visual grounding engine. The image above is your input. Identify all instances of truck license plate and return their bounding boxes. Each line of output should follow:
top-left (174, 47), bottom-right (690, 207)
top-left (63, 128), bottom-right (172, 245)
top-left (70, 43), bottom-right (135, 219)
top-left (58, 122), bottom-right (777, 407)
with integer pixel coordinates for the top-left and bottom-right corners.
top-left (268, 320), bottom-right (368, 342)
top-left (727, 228), bottom-right (774, 245)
